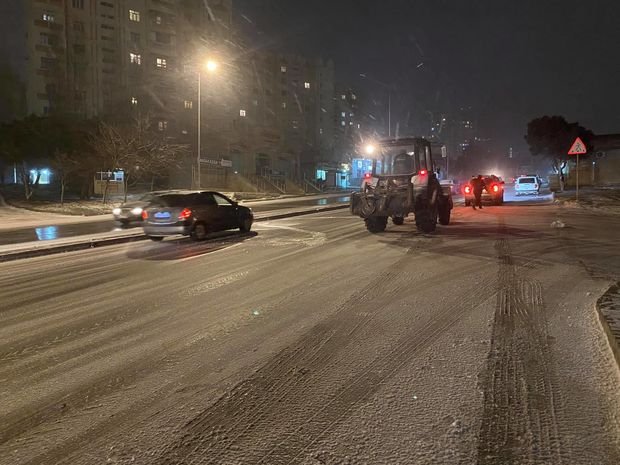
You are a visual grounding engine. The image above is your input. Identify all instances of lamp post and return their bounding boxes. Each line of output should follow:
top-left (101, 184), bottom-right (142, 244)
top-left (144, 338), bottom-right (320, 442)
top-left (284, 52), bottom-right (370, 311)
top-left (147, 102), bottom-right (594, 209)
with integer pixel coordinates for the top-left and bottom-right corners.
top-left (195, 59), bottom-right (218, 189)
top-left (360, 73), bottom-right (392, 138)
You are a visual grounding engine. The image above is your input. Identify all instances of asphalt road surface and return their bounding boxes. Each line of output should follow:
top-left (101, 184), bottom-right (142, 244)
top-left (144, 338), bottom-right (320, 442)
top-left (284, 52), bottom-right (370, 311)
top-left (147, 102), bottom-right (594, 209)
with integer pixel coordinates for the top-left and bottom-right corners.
top-left (1, 198), bottom-right (620, 464)
top-left (0, 194), bottom-right (351, 246)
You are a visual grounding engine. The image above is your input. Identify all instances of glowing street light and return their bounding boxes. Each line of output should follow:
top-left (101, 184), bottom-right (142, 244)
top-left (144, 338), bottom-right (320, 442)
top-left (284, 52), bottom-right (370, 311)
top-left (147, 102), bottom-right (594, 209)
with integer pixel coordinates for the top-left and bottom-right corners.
top-left (205, 60), bottom-right (218, 72)
top-left (365, 144), bottom-right (376, 156)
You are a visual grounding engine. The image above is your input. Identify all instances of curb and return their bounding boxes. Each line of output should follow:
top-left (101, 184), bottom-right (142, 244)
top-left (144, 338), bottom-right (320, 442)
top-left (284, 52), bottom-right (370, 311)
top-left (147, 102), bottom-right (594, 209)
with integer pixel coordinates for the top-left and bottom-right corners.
top-left (596, 282), bottom-right (620, 369)
top-left (0, 204), bottom-right (350, 263)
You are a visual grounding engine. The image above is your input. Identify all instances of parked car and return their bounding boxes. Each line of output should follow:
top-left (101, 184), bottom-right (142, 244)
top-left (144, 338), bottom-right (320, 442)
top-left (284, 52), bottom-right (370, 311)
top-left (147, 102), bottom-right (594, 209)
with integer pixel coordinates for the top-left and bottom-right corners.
top-left (514, 176), bottom-right (540, 195)
top-left (142, 191), bottom-right (253, 241)
top-left (112, 192), bottom-right (169, 225)
top-left (463, 174), bottom-right (505, 206)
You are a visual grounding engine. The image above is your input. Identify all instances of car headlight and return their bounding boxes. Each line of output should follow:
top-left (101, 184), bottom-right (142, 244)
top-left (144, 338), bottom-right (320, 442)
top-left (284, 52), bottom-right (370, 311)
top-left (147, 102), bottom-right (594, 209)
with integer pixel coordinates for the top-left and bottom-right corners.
top-left (131, 207), bottom-right (143, 215)
top-left (112, 208), bottom-right (121, 215)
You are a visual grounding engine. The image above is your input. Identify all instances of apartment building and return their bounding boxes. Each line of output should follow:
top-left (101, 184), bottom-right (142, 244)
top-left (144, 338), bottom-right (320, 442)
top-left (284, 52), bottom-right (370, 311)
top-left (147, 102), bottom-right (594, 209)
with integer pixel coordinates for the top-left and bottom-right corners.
top-left (0, 0), bottom-right (232, 119)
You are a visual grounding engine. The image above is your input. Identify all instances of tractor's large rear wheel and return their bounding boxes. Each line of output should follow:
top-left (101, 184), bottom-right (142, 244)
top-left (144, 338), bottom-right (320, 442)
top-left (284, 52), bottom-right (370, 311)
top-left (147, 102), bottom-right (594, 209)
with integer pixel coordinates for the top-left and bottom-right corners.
top-left (364, 216), bottom-right (388, 233)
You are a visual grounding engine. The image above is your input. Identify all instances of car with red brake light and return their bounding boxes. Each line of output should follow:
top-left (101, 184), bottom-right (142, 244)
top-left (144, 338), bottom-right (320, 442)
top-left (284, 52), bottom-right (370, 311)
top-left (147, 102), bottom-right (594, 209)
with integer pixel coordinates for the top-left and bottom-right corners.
top-left (142, 191), bottom-right (253, 241)
top-left (463, 175), bottom-right (505, 206)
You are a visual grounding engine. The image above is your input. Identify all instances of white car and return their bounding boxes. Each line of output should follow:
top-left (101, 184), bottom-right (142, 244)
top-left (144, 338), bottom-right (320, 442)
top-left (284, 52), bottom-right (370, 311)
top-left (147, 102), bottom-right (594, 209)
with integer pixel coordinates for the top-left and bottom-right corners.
top-left (514, 176), bottom-right (540, 195)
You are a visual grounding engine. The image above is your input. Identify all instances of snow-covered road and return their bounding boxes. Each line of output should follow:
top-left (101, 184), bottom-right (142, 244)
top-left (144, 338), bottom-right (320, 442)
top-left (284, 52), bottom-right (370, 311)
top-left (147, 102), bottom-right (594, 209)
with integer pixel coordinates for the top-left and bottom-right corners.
top-left (1, 202), bottom-right (619, 464)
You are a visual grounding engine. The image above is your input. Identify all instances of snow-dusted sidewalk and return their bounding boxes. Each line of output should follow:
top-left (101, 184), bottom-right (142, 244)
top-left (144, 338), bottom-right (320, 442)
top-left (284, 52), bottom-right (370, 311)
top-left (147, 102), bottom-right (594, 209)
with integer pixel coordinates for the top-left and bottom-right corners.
top-left (0, 205), bottom-right (110, 232)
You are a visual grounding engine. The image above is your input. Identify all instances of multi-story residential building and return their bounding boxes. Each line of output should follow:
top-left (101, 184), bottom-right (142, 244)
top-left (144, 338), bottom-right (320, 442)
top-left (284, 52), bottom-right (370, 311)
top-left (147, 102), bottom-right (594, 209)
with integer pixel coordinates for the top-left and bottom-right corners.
top-left (0, 0), bottom-right (342, 191)
top-left (207, 49), bottom-right (336, 184)
top-left (0, 0), bottom-right (232, 119)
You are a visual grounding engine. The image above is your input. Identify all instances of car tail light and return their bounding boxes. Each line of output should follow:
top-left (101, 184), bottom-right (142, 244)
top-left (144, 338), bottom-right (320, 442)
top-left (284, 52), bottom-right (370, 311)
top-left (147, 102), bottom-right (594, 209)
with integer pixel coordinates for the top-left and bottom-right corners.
top-left (492, 184), bottom-right (499, 193)
top-left (419, 169), bottom-right (427, 176)
top-left (464, 185), bottom-right (472, 194)
top-left (364, 173), bottom-right (372, 179)
top-left (178, 208), bottom-right (192, 220)
top-left (141, 210), bottom-right (148, 220)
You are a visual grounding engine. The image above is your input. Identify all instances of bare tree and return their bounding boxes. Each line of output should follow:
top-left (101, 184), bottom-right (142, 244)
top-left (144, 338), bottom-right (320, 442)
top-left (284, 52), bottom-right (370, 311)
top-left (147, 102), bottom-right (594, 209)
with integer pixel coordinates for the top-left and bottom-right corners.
top-left (50, 150), bottom-right (79, 206)
top-left (91, 116), bottom-right (188, 203)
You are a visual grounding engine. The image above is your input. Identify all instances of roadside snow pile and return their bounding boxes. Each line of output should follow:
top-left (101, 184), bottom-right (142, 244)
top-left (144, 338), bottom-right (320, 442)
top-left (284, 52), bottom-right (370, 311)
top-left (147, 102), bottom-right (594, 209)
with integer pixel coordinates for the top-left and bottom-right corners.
top-left (551, 220), bottom-right (566, 228)
top-left (8, 199), bottom-right (120, 216)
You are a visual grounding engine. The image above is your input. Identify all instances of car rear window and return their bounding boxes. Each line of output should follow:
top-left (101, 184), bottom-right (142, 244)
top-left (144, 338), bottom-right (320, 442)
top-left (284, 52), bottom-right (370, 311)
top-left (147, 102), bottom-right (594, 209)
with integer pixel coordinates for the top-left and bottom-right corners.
top-left (518, 177), bottom-right (536, 184)
top-left (153, 194), bottom-right (199, 207)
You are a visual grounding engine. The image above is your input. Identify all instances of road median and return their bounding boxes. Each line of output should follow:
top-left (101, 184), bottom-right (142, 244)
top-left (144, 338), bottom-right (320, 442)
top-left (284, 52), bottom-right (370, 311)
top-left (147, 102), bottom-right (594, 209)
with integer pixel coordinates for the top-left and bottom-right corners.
top-left (0, 204), bottom-right (349, 263)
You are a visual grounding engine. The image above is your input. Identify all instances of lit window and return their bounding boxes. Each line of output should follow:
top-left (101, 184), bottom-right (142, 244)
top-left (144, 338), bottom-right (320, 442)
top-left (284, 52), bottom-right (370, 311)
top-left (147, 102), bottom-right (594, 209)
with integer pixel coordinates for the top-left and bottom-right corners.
top-left (131, 97), bottom-right (138, 105)
top-left (43, 13), bottom-right (55, 22)
top-left (341, 112), bottom-right (346, 117)
top-left (253, 99), bottom-right (259, 106)
top-left (351, 94), bottom-right (357, 100)
top-left (280, 65), bottom-right (287, 73)
top-left (155, 15), bottom-right (162, 25)
top-left (319, 128), bottom-right (323, 134)
top-left (304, 82), bottom-right (311, 89)
top-left (30, 169), bottom-right (51, 185)
top-left (350, 112), bottom-right (354, 117)
top-left (341, 120), bottom-right (346, 126)
top-left (158, 120), bottom-right (168, 131)
top-left (349, 121), bottom-right (353, 125)
top-left (239, 109), bottom-right (247, 117)
top-left (129, 10), bottom-right (140, 22)
top-left (357, 123), bottom-right (361, 129)
top-left (341, 94), bottom-right (346, 100)
top-left (184, 100), bottom-right (193, 109)
top-left (281, 102), bottom-right (287, 109)
top-left (156, 57), bottom-right (167, 69)
top-left (130, 53), bottom-right (141, 65)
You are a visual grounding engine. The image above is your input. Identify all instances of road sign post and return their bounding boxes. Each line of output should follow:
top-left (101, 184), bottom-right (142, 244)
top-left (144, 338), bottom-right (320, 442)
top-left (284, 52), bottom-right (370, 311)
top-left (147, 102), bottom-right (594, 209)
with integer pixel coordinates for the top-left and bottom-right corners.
top-left (568, 137), bottom-right (587, 203)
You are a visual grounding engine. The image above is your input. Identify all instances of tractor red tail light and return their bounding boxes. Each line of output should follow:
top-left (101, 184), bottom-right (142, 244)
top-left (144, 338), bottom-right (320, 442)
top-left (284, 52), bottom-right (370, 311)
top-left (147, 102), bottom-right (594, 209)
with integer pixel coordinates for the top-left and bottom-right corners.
top-left (178, 208), bottom-right (192, 220)
top-left (419, 169), bottom-right (427, 176)
top-left (141, 210), bottom-right (148, 220)
top-left (492, 184), bottom-right (499, 193)
top-left (464, 185), bottom-right (472, 194)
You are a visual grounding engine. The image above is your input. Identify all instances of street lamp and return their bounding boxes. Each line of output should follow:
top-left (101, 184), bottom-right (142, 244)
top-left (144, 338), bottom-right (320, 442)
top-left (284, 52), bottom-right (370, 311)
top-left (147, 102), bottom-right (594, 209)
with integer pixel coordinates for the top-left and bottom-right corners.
top-left (196, 59), bottom-right (218, 189)
top-left (365, 143), bottom-right (376, 156)
top-left (360, 73), bottom-right (392, 138)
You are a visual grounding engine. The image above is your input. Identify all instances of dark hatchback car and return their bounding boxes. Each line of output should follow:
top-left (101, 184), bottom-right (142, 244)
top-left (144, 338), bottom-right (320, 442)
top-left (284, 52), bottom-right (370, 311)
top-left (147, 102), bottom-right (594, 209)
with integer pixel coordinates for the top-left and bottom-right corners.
top-left (142, 191), bottom-right (253, 241)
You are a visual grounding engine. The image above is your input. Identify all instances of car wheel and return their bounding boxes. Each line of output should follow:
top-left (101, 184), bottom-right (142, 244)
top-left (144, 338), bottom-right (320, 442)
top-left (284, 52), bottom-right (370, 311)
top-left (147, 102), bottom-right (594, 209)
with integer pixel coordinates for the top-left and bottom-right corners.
top-left (392, 216), bottom-right (405, 226)
top-left (149, 236), bottom-right (164, 242)
top-left (240, 217), bottom-right (253, 232)
top-left (191, 222), bottom-right (208, 241)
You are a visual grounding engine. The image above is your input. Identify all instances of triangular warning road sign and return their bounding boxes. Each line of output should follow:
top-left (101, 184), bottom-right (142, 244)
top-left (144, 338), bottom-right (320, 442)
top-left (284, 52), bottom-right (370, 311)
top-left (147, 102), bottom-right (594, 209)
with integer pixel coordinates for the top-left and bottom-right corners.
top-left (568, 137), bottom-right (587, 155)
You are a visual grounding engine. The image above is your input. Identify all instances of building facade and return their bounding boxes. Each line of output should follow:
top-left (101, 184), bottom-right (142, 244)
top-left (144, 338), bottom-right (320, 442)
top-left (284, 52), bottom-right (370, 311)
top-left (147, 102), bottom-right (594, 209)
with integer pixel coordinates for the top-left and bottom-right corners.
top-left (0, 0), bottom-right (346, 191)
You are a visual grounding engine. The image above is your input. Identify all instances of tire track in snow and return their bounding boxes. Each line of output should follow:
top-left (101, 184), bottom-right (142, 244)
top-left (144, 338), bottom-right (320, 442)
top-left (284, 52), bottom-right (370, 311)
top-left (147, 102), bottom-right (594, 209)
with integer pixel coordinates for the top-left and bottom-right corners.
top-left (476, 222), bottom-right (571, 465)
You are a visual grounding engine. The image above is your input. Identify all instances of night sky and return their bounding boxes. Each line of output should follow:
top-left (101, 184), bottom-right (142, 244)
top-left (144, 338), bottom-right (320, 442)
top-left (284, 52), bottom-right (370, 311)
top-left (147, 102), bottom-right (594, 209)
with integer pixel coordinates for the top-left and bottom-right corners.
top-left (235, 0), bottom-right (620, 153)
